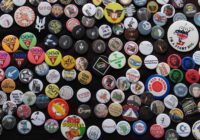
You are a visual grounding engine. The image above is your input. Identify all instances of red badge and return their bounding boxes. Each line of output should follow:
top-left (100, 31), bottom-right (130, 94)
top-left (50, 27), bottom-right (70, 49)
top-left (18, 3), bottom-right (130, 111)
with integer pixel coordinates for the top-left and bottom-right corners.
top-left (150, 124), bottom-right (164, 139)
top-left (28, 47), bottom-right (45, 64)
top-left (185, 69), bottom-right (200, 84)
top-left (17, 104), bottom-right (32, 119)
top-left (48, 98), bottom-right (69, 120)
top-left (167, 54), bottom-right (182, 69)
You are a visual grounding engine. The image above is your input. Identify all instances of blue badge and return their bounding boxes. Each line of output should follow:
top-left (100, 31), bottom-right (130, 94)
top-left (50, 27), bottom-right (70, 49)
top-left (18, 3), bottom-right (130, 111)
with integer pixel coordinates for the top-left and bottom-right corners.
top-left (138, 21), bottom-right (152, 36)
top-left (132, 120), bottom-right (147, 135)
top-left (182, 56), bottom-right (195, 71)
top-left (133, 0), bottom-right (147, 7)
top-left (5, 66), bottom-right (19, 80)
top-left (194, 12), bottom-right (200, 27)
top-left (145, 74), bottom-right (170, 99)
top-left (173, 13), bottom-right (187, 22)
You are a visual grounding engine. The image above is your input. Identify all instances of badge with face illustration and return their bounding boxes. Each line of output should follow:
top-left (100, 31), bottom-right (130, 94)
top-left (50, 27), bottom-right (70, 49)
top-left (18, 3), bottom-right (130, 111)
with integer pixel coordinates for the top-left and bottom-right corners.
top-left (104, 2), bottom-right (125, 24)
top-left (168, 21), bottom-right (199, 52)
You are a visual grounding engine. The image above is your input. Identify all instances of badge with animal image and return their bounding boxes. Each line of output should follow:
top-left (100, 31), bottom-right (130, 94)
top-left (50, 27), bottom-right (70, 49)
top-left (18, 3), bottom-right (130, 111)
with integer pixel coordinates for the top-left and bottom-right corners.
top-left (104, 2), bottom-right (125, 24)
top-left (168, 21), bottom-right (199, 52)
top-left (61, 115), bottom-right (86, 140)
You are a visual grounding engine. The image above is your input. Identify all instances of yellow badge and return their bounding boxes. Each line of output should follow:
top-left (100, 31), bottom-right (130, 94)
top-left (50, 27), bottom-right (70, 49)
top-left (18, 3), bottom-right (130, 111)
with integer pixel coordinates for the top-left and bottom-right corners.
top-left (78, 70), bottom-right (92, 85)
top-left (45, 49), bottom-right (62, 67)
top-left (92, 0), bottom-right (102, 6)
top-left (45, 84), bottom-right (59, 99)
top-left (1, 78), bottom-right (16, 93)
top-left (128, 55), bottom-right (142, 69)
top-left (2, 35), bottom-right (19, 53)
top-left (147, 1), bottom-right (159, 13)
top-left (104, 2), bottom-right (125, 24)
top-left (61, 55), bottom-right (76, 70)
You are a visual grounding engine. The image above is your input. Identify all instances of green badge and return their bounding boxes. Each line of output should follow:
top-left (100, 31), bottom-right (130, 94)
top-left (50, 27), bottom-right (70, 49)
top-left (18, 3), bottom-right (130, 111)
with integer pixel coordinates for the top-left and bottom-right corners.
top-left (108, 51), bottom-right (126, 69)
top-left (19, 32), bottom-right (37, 50)
top-left (169, 69), bottom-right (184, 83)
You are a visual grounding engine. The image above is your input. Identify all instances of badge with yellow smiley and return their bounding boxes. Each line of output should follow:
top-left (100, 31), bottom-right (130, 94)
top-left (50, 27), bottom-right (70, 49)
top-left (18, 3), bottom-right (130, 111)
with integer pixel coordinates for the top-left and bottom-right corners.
top-left (104, 2), bottom-right (125, 24)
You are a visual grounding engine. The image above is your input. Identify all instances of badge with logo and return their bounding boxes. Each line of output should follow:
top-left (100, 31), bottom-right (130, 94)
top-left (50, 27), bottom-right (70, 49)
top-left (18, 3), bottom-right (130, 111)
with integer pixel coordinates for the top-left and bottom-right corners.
top-left (20, 32), bottom-right (37, 50)
top-left (104, 2), bottom-right (125, 24)
top-left (0, 51), bottom-right (10, 69)
top-left (93, 56), bottom-right (110, 76)
top-left (45, 49), bottom-right (62, 67)
top-left (61, 115), bottom-right (86, 140)
top-left (2, 35), bottom-right (19, 53)
top-left (168, 21), bottom-right (199, 52)
top-left (182, 97), bottom-right (198, 116)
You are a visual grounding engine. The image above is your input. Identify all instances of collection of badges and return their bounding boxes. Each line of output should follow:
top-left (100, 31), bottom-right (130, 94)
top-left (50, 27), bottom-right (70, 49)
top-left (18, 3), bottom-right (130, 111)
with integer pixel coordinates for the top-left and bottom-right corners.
top-left (0, 0), bottom-right (200, 139)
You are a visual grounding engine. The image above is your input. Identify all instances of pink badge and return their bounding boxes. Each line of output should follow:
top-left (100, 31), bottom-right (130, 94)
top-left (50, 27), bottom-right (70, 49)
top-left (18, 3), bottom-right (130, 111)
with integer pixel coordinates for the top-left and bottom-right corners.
top-left (0, 51), bottom-right (11, 69)
top-left (28, 47), bottom-right (45, 64)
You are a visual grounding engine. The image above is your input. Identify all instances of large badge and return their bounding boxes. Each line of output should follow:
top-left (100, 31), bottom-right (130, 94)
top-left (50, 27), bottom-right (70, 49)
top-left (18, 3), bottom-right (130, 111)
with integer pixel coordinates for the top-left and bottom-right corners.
top-left (167, 21), bottom-right (199, 52)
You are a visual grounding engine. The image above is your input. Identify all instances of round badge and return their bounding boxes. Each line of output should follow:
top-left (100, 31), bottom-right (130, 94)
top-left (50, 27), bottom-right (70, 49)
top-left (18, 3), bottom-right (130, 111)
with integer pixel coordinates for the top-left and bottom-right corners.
top-left (0, 14), bottom-right (13, 28)
top-left (139, 106), bottom-right (154, 121)
top-left (22, 91), bottom-right (36, 106)
top-left (173, 12), bottom-right (187, 22)
top-left (102, 119), bottom-right (116, 134)
top-left (48, 98), bottom-right (69, 120)
top-left (153, 12), bottom-right (167, 26)
top-left (126, 68), bottom-right (140, 83)
top-left (0, 0), bottom-right (14, 13)
top-left (59, 85), bottom-right (74, 100)
top-left (46, 69), bottom-right (60, 84)
top-left (1, 78), bottom-right (15, 93)
top-left (104, 2), bottom-right (125, 24)
top-left (139, 41), bottom-right (153, 56)
top-left (5, 66), bottom-right (19, 80)
top-left (182, 56), bottom-right (195, 71)
top-left (161, 4), bottom-right (175, 18)
top-left (154, 39), bottom-right (168, 54)
top-left (87, 125), bottom-right (101, 140)
top-left (29, 79), bottom-right (43, 93)
top-left (144, 55), bottom-right (158, 70)
top-left (138, 21), bottom-right (152, 36)
top-left (77, 88), bottom-right (91, 103)
top-left (176, 122), bottom-right (191, 137)
top-left (77, 104), bottom-right (91, 119)
top-left (108, 51), bottom-right (126, 69)
top-left (124, 17), bottom-right (138, 29)
top-left (2, 35), bottom-right (19, 53)
top-left (61, 115), bottom-right (86, 140)
top-left (174, 83), bottom-right (188, 98)
top-left (183, 3), bottom-right (197, 18)
top-left (19, 69), bottom-right (33, 83)
top-left (14, 6), bottom-right (35, 27)
top-left (31, 111), bottom-right (46, 126)
top-left (122, 104), bottom-right (139, 121)
top-left (151, 25), bottom-right (165, 40)
top-left (78, 70), bottom-right (92, 85)
top-left (28, 47), bottom-right (45, 65)
top-left (19, 32), bottom-right (37, 50)
top-left (169, 108), bottom-right (184, 123)
top-left (156, 62), bottom-right (170, 76)
top-left (150, 124), bottom-right (165, 139)
top-left (66, 18), bottom-right (80, 32)
top-left (124, 41), bottom-right (138, 56)
top-left (169, 69), bottom-right (184, 83)
top-left (116, 76), bottom-right (130, 91)
top-left (99, 24), bottom-right (112, 39)
top-left (156, 113), bottom-right (171, 128)
top-left (185, 69), bottom-right (200, 84)
top-left (128, 55), bottom-right (142, 69)
top-left (35, 94), bottom-right (50, 109)
top-left (45, 84), bottom-right (59, 99)
top-left (147, 1), bottom-right (158, 13)
top-left (96, 89), bottom-right (110, 104)
top-left (94, 104), bottom-right (108, 118)
top-left (44, 119), bottom-right (59, 134)
top-left (165, 129), bottom-right (179, 140)
top-left (38, 1), bottom-right (52, 16)
top-left (164, 94), bottom-right (178, 109)
top-left (17, 104), bottom-right (31, 119)
top-left (13, 0), bottom-right (26, 6)
top-left (193, 51), bottom-right (200, 65)
top-left (108, 37), bottom-right (123, 52)
top-left (137, 8), bottom-right (151, 21)
top-left (189, 83), bottom-right (200, 98)
top-left (150, 100), bottom-right (165, 115)
top-left (130, 81), bottom-right (145, 95)
top-left (10, 90), bottom-right (23, 104)
top-left (62, 69), bottom-right (77, 82)
top-left (145, 74), bottom-right (170, 99)
top-left (132, 120), bottom-right (147, 135)
top-left (64, 4), bottom-right (78, 18)
top-left (17, 120), bottom-right (32, 135)
top-left (167, 21), bottom-right (199, 52)
top-left (2, 115), bottom-right (16, 130)
top-left (48, 20), bottom-right (62, 34)
top-left (111, 89), bottom-right (125, 104)
top-left (61, 55), bottom-right (76, 70)
top-left (102, 75), bottom-right (116, 90)
top-left (108, 102), bottom-right (122, 117)
top-left (82, 3), bottom-right (96, 17)
top-left (2, 101), bottom-right (17, 115)
top-left (51, 4), bottom-right (64, 18)
top-left (116, 121), bottom-right (131, 136)
top-left (0, 69), bottom-right (5, 82)
top-left (167, 54), bottom-right (181, 69)
top-left (192, 120), bottom-right (200, 140)
top-left (0, 90), bottom-right (7, 105)
top-left (45, 49), bottom-right (62, 67)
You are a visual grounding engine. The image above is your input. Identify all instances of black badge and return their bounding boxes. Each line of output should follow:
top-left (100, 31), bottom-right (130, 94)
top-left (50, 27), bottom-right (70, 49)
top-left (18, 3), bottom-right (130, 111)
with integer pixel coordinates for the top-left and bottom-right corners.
top-left (59, 35), bottom-right (73, 50)
top-left (77, 104), bottom-right (91, 119)
top-left (44, 34), bottom-right (58, 48)
top-left (93, 56), bottom-right (110, 76)
top-left (12, 50), bottom-right (27, 68)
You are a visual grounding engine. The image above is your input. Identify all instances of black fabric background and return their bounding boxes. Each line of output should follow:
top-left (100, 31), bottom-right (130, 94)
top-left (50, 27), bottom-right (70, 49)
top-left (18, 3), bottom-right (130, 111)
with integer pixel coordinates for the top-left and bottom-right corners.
top-left (0, 0), bottom-right (200, 140)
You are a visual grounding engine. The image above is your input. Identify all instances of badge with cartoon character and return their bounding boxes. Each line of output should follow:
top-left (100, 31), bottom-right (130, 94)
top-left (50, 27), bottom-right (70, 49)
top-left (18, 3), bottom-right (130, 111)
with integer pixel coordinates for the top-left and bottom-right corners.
top-left (104, 2), bottom-right (125, 24)
top-left (167, 21), bottom-right (199, 52)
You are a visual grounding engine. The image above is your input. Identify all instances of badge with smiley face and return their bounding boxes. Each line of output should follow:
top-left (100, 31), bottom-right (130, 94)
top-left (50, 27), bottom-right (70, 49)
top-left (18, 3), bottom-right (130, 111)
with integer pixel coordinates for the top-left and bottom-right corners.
top-left (104, 2), bottom-right (125, 24)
